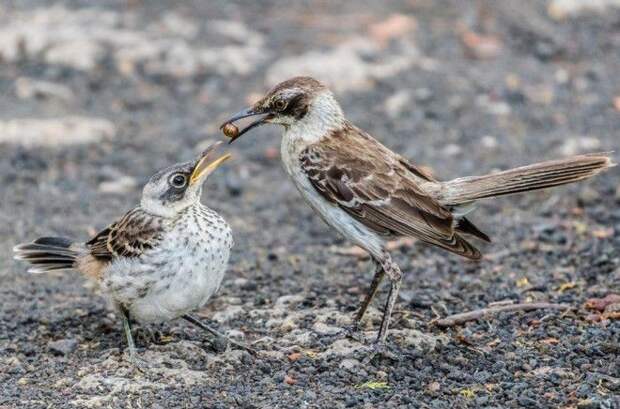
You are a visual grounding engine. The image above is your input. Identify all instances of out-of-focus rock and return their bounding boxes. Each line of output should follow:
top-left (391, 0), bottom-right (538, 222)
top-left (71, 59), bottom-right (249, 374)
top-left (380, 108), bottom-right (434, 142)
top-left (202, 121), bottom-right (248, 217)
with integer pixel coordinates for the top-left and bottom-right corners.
top-left (548, 0), bottom-right (620, 20)
top-left (48, 338), bottom-right (79, 355)
top-left (0, 117), bottom-right (116, 147)
top-left (226, 329), bottom-right (245, 340)
top-left (369, 14), bottom-right (416, 46)
top-left (15, 78), bottom-right (74, 102)
top-left (266, 37), bottom-right (419, 93)
top-left (477, 94), bottom-right (511, 116)
top-left (45, 39), bottom-right (105, 71)
top-left (441, 144), bottom-right (462, 157)
top-left (153, 12), bottom-right (199, 38)
top-left (98, 176), bottom-right (138, 195)
top-left (312, 321), bottom-right (341, 335)
top-left (319, 339), bottom-right (364, 357)
top-left (558, 137), bottom-right (601, 156)
top-left (481, 135), bottom-right (498, 149)
top-left (390, 328), bottom-right (445, 351)
top-left (383, 90), bottom-right (412, 118)
top-left (339, 358), bottom-right (360, 370)
top-left (585, 294), bottom-right (620, 311)
top-left (460, 30), bottom-right (503, 60)
top-left (212, 305), bottom-right (244, 323)
top-left (0, 6), bottom-right (266, 78)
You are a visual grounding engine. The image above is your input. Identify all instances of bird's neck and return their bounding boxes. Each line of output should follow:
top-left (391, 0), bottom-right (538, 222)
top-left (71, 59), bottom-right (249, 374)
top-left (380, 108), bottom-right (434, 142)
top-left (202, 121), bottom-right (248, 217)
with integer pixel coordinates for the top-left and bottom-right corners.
top-left (283, 91), bottom-right (345, 148)
top-left (140, 198), bottom-right (201, 219)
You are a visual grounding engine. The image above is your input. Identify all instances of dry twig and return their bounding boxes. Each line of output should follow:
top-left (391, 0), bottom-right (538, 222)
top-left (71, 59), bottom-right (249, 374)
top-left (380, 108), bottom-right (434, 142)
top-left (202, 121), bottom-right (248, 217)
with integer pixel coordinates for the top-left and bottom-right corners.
top-left (434, 302), bottom-right (571, 327)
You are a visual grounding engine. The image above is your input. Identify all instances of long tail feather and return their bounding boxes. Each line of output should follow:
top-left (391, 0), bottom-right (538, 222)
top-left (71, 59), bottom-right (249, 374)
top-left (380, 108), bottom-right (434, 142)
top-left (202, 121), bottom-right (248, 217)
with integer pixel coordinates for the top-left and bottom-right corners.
top-left (439, 153), bottom-right (614, 205)
top-left (13, 236), bottom-right (79, 274)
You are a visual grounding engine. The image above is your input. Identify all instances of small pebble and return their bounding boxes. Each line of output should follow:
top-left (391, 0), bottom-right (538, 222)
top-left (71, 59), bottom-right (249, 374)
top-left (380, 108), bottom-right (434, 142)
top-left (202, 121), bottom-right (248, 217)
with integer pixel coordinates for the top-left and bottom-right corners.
top-left (48, 339), bottom-right (78, 356)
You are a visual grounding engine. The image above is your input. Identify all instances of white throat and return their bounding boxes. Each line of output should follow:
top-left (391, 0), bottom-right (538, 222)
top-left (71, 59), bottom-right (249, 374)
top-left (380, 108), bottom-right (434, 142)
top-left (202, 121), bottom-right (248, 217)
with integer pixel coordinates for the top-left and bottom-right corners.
top-left (282, 90), bottom-right (344, 147)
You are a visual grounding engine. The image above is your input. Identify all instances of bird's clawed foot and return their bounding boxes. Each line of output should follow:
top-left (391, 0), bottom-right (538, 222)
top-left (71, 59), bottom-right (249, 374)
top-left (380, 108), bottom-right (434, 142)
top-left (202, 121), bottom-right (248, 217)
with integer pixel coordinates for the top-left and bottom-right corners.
top-left (344, 322), bottom-right (367, 343)
top-left (360, 341), bottom-right (397, 365)
top-left (125, 350), bottom-right (152, 372)
top-left (205, 332), bottom-right (257, 356)
top-left (220, 336), bottom-right (258, 356)
top-left (182, 315), bottom-right (257, 356)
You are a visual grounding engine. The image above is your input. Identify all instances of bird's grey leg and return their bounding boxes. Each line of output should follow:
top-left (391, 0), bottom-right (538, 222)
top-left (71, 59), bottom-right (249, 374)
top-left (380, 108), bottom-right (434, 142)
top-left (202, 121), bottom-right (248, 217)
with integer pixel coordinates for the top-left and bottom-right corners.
top-left (376, 261), bottom-right (402, 344)
top-left (120, 307), bottom-right (149, 370)
top-left (353, 259), bottom-right (385, 328)
top-left (362, 252), bottom-right (402, 363)
top-left (182, 314), bottom-right (256, 355)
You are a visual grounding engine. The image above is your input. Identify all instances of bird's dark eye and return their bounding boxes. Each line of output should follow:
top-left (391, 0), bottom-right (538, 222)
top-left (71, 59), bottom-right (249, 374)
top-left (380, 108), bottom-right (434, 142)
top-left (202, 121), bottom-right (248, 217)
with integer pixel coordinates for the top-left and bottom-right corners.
top-left (169, 173), bottom-right (187, 188)
top-left (274, 99), bottom-right (287, 111)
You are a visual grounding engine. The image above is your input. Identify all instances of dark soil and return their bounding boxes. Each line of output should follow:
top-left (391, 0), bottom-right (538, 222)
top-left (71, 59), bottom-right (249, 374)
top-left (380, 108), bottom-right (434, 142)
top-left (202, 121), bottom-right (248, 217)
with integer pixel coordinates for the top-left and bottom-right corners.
top-left (1, 1), bottom-right (619, 408)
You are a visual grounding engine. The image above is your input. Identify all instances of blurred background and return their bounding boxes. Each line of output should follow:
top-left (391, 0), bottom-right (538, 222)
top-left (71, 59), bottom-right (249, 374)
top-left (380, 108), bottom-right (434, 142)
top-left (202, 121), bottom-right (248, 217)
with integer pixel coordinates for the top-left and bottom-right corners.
top-left (0, 0), bottom-right (618, 407)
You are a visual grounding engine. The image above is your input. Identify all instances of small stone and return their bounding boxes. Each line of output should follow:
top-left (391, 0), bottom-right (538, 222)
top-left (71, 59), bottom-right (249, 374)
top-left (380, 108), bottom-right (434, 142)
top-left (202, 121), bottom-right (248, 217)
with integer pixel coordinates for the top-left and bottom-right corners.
top-left (274, 294), bottom-right (305, 307)
top-left (578, 187), bottom-right (600, 205)
top-left (441, 144), bottom-right (462, 157)
top-left (15, 78), bottom-right (74, 102)
top-left (312, 321), bottom-right (341, 335)
top-left (320, 339), bottom-right (364, 357)
top-left (212, 305), bottom-right (243, 323)
top-left (264, 147), bottom-right (279, 160)
top-left (577, 399), bottom-right (602, 409)
top-left (98, 176), bottom-right (137, 194)
top-left (226, 329), bottom-right (245, 340)
top-left (284, 375), bottom-right (297, 385)
top-left (368, 14), bottom-right (416, 45)
top-left (0, 117), bottom-right (116, 147)
top-left (288, 352), bottom-right (302, 362)
top-left (384, 90), bottom-right (412, 118)
top-left (232, 278), bottom-right (248, 287)
top-left (548, 0), bottom-right (620, 20)
top-left (427, 381), bottom-right (440, 392)
top-left (481, 135), bottom-right (498, 149)
top-left (339, 358), bottom-right (360, 370)
top-left (460, 30), bottom-right (502, 59)
top-left (48, 338), bottom-right (78, 355)
top-left (558, 137), bottom-right (601, 156)
top-left (414, 87), bottom-right (433, 103)
top-left (225, 172), bottom-right (243, 197)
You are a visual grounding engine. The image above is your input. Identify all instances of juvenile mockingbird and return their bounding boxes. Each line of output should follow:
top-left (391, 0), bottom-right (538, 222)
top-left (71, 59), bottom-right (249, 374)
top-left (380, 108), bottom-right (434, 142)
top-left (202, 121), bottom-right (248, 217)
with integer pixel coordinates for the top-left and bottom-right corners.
top-left (14, 142), bottom-right (243, 368)
top-left (222, 76), bottom-right (613, 352)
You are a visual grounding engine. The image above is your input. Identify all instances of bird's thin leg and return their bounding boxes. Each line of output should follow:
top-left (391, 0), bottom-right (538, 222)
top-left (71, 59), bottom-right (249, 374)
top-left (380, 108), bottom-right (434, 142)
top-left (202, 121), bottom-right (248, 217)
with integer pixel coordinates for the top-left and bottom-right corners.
top-left (353, 259), bottom-right (385, 328)
top-left (182, 314), bottom-right (256, 355)
top-left (120, 307), bottom-right (148, 370)
top-left (376, 271), bottom-right (402, 345)
top-left (362, 252), bottom-right (402, 363)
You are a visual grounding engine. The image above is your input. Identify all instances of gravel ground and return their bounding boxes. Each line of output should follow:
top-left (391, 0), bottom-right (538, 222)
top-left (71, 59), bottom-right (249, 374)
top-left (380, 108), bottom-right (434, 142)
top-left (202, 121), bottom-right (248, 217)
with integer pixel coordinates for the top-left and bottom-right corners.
top-left (1, 1), bottom-right (619, 408)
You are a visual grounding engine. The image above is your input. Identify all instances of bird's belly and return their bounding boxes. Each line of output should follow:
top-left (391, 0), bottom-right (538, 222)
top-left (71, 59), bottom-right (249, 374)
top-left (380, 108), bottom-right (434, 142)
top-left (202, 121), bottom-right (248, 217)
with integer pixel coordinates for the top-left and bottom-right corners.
top-left (281, 149), bottom-right (385, 258)
top-left (102, 232), bottom-right (231, 324)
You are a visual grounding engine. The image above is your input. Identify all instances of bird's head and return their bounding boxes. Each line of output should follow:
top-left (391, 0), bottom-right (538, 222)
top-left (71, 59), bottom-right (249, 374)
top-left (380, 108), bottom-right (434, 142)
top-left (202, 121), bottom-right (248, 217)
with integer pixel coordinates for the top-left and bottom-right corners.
top-left (141, 142), bottom-right (231, 217)
top-left (221, 76), bottom-right (344, 142)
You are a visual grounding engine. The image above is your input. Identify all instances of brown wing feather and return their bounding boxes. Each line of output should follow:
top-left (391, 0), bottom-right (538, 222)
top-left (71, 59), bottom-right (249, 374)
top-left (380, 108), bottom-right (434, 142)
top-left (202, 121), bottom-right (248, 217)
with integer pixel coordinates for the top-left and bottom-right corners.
top-left (301, 123), bottom-right (481, 260)
top-left (87, 208), bottom-right (165, 261)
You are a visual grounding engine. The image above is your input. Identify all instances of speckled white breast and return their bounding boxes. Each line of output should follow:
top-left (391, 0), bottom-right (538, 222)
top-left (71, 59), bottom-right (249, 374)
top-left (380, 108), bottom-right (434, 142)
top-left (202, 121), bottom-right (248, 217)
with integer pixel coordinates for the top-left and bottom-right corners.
top-left (102, 204), bottom-right (233, 323)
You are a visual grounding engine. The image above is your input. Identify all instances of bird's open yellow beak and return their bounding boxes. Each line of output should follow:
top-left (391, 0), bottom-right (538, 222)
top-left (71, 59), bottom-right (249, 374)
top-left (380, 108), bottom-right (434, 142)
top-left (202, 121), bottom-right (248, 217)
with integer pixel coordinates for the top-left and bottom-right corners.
top-left (190, 142), bottom-right (232, 185)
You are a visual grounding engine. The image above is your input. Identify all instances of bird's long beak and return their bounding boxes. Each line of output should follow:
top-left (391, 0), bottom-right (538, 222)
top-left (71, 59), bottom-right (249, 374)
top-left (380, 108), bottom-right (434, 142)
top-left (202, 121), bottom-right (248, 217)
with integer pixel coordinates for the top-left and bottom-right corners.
top-left (220, 107), bottom-right (274, 143)
top-left (190, 141), bottom-right (231, 185)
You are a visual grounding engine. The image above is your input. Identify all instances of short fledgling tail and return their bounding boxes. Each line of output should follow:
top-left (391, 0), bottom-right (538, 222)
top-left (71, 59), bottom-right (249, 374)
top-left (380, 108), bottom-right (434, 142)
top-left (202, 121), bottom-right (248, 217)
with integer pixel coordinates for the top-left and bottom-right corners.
top-left (439, 153), bottom-right (615, 205)
top-left (13, 237), bottom-right (79, 274)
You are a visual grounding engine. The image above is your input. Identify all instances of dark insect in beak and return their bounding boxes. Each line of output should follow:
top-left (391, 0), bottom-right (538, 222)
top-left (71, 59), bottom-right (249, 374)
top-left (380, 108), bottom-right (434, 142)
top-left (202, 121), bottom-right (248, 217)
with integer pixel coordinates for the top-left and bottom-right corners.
top-left (220, 108), bottom-right (274, 143)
